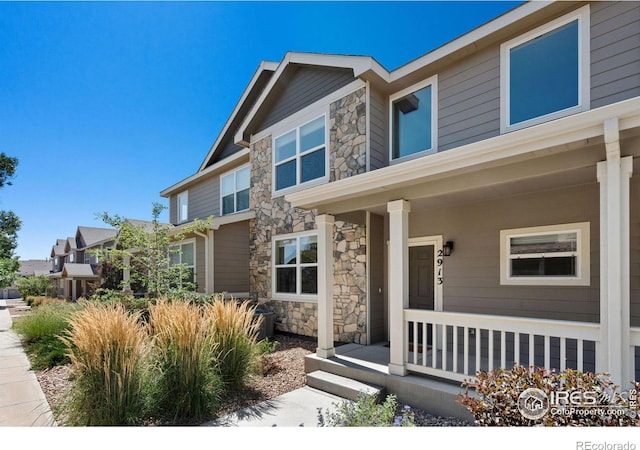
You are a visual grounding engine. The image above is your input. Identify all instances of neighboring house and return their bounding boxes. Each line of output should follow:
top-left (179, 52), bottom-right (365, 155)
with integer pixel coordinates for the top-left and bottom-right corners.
top-left (162, 0), bottom-right (640, 394)
top-left (18, 259), bottom-right (51, 277)
top-left (48, 226), bottom-right (117, 300)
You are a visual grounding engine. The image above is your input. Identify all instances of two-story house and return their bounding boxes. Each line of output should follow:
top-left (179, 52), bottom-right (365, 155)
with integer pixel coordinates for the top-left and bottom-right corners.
top-left (49, 226), bottom-right (117, 300)
top-left (162, 0), bottom-right (640, 412)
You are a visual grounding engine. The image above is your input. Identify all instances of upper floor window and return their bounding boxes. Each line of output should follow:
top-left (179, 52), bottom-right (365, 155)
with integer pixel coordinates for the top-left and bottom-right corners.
top-left (84, 252), bottom-right (90, 264)
top-left (500, 222), bottom-right (590, 286)
top-left (501, 6), bottom-right (589, 132)
top-left (390, 76), bottom-right (437, 161)
top-left (273, 115), bottom-right (326, 194)
top-left (69, 252), bottom-right (75, 263)
top-left (273, 231), bottom-right (318, 299)
top-left (221, 165), bottom-right (250, 215)
top-left (177, 191), bottom-right (188, 223)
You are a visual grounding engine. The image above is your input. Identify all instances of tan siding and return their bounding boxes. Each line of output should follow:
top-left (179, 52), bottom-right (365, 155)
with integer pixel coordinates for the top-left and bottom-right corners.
top-left (188, 175), bottom-right (220, 221)
top-left (630, 162), bottom-right (640, 327)
top-left (214, 220), bottom-right (250, 293)
top-left (369, 87), bottom-right (388, 171)
top-left (409, 183), bottom-right (601, 323)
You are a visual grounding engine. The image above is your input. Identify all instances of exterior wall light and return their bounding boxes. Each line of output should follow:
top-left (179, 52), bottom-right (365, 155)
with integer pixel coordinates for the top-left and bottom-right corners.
top-left (443, 241), bottom-right (454, 256)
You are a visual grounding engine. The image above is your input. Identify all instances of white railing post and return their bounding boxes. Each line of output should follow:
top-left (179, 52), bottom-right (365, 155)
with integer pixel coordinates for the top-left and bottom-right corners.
top-left (388, 199), bottom-right (410, 376)
top-left (316, 214), bottom-right (335, 359)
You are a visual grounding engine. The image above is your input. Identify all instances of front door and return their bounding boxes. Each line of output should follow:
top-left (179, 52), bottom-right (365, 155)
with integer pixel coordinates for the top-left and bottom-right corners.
top-left (409, 245), bottom-right (435, 310)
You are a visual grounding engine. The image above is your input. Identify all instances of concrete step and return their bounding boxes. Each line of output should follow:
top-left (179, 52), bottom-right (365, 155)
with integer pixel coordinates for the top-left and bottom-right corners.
top-left (306, 370), bottom-right (384, 402)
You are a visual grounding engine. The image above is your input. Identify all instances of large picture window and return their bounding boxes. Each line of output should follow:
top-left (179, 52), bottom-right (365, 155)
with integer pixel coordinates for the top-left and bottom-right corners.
top-left (221, 165), bottom-right (250, 215)
top-left (500, 222), bottom-right (590, 286)
top-left (501, 6), bottom-right (589, 132)
top-left (390, 76), bottom-right (437, 161)
top-left (274, 116), bottom-right (326, 193)
top-left (273, 231), bottom-right (318, 298)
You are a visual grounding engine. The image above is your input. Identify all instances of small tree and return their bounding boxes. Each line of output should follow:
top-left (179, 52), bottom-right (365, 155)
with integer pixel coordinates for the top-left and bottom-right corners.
top-left (16, 275), bottom-right (53, 299)
top-left (96, 203), bottom-right (211, 297)
top-left (0, 154), bottom-right (21, 288)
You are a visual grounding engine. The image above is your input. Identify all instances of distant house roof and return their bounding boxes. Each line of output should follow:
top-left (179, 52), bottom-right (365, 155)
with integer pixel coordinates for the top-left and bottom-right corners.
top-left (18, 259), bottom-right (51, 277)
top-left (125, 218), bottom-right (173, 234)
top-left (65, 237), bottom-right (77, 253)
top-left (61, 263), bottom-right (98, 278)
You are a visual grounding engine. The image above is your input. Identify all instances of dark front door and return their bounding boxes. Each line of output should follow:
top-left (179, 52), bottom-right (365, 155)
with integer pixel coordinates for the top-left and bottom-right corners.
top-left (409, 245), bottom-right (434, 310)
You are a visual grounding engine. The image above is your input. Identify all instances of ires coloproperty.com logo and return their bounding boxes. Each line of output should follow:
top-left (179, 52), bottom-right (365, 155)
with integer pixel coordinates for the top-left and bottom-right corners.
top-left (517, 387), bottom-right (638, 420)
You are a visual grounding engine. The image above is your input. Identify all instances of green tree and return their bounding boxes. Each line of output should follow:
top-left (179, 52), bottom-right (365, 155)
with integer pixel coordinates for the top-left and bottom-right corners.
top-left (0, 154), bottom-right (20, 288)
top-left (97, 202), bottom-right (211, 297)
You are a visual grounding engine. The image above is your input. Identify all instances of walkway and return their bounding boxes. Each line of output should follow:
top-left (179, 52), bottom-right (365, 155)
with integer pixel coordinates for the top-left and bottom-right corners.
top-left (0, 299), bottom-right (56, 426)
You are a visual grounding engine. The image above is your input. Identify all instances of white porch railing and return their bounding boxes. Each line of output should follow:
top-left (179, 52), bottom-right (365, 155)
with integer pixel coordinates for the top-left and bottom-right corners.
top-left (403, 310), bottom-right (601, 383)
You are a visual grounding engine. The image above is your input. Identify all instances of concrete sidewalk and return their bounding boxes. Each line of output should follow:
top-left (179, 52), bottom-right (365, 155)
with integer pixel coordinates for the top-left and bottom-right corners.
top-left (0, 299), bottom-right (56, 426)
top-left (203, 386), bottom-right (347, 427)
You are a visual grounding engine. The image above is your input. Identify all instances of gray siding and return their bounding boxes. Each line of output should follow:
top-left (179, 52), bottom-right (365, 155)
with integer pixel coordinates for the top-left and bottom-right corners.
top-left (254, 66), bottom-right (354, 133)
top-left (438, 46), bottom-right (501, 152)
top-left (169, 194), bottom-right (177, 225)
top-left (590, 1), bottom-right (640, 108)
top-left (409, 183), bottom-right (601, 323)
top-left (170, 176), bottom-right (220, 225)
top-left (630, 159), bottom-right (640, 327)
top-left (214, 220), bottom-right (250, 293)
top-left (369, 87), bottom-right (388, 170)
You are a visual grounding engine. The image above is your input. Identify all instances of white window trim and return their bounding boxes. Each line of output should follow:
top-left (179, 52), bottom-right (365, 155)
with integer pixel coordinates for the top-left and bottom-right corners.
top-left (177, 191), bottom-right (189, 223)
top-left (220, 163), bottom-right (250, 216)
top-left (271, 229), bottom-right (318, 302)
top-left (170, 238), bottom-right (196, 284)
top-left (272, 114), bottom-right (329, 198)
top-left (500, 5), bottom-right (590, 134)
top-left (500, 222), bottom-right (590, 286)
top-left (389, 75), bottom-right (438, 164)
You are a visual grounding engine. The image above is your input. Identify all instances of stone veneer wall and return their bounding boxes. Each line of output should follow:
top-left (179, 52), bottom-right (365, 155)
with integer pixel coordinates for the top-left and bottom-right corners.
top-left (330, 87), bottom-right (367, 181)
top-left (249, 87), bottom-right (368, 344)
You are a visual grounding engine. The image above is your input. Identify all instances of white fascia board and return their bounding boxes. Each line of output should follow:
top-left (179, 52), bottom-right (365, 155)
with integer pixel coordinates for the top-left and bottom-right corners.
top-left (198, 61), bottom-right (278, 172)
top-left (287, 97), bottom-right (640, 209)
top-left (389, 1), bottom-right (552, 82)
top-left (235, 52), bottom-right (388, 146)
top-left (160, 148), bottom-right (250, 197)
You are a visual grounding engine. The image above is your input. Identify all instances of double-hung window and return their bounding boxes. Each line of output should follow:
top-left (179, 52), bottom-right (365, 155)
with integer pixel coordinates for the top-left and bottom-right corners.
top-left (501, 6), bottom-right (589, 132)
top-left (390, 76), bottom-right (437, 161)
top-left (177, 191), bottom-right (188, 223)
top-left (274, 115), bottom-right (326, 193)
top-left (500, 222), bottom-right (590, 286)
top-left (221, 165), bottom-right (250, 215)
top-left (273, 231), bottom-right (318, 299)
top-left (170, 241), bottom-right (195, 286)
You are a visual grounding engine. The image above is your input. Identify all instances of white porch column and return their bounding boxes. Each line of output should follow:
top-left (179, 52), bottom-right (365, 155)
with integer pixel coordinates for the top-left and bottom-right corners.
top-left (316, 214), bottom-right (336, 359)
top-left (195, 230), bottom-right (213, 293)
top-left (71, 279), bottom-right (77, 302)
top-left (122, 256), bottom-right (131, 292)
top-left (597, 118), bottom-right (633, 387)
top-left (388, 199), bottom-right (411, 376)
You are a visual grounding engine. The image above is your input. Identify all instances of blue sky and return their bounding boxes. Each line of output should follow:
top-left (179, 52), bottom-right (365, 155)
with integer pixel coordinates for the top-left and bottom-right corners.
top-left (0, 1), bottom-right (523, 261)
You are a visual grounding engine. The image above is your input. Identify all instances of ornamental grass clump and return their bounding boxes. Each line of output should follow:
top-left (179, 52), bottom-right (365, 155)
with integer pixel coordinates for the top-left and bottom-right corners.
top-left (13, 301), bottom-right (82, 369)
top-left (61, 303), bottom-right (148, 426)
top-left (147, 298), bottom-right (222, 423)
top-left (206, 295), bottom-right (262, 389)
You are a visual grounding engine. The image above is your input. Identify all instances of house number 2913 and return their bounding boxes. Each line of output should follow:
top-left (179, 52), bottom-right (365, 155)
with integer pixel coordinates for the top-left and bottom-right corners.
top-left (437, 249), bottom-right (444, 285)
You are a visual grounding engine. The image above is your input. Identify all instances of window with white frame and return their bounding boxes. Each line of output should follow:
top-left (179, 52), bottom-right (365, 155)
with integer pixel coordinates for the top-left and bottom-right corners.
top-left (177, 191), bottom-right (188, 223)
top-left (273, 231), bottom-right (318, 298)
top-left (69, 252), bottom-right (75, 263)
top-left (169, 241), bottom-right (195, 285)
top-left (500, 222), bottom-right (590, 286)
top-left (390, 76), bottom-right (437, 161)
top-left (274, 115), bottom-right (326, 193)
top-left (84, 252), bottom-right (90, 264)
top-left (501, 6), bottom-right (589, 132)
top-left (221, 165), bottom-right (250, 215)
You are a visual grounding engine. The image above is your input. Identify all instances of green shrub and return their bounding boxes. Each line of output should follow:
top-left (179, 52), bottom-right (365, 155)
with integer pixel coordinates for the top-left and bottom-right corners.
top-left (317, 393), bottom-right (415, 427)
top-left (16, 275), bottom-right (53, 299)
top-left (12, 302), bottom-right (82, 369)
top-left (457, 364), bottom-right (640, 426)
top-left (61, 303), bottom-right (148, 426)
top-left (147, 298), bottom-right (222, 423)
top-left (206, 295), bottom-right (262, 389)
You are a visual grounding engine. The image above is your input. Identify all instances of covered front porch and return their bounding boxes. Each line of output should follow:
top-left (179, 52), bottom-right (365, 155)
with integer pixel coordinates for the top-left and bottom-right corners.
top-left (289, 100), bottom-right (640, 391)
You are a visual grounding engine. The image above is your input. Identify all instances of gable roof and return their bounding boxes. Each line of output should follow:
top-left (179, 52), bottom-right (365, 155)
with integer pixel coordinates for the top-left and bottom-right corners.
top-left (64, 237), bottom-right (77, 253)
top-left (61, 263), bottom-right (98, 278)
top-left (76, 226), bottom-right (117, 249)
top-left (50, 239), bottom-right (67, 258)
top-left (19, 259), bottom-right (51, 277)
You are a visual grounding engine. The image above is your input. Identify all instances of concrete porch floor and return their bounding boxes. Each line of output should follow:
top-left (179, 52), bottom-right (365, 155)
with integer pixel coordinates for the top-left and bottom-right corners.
top-left (305, 342), bottom-right (474, 422)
